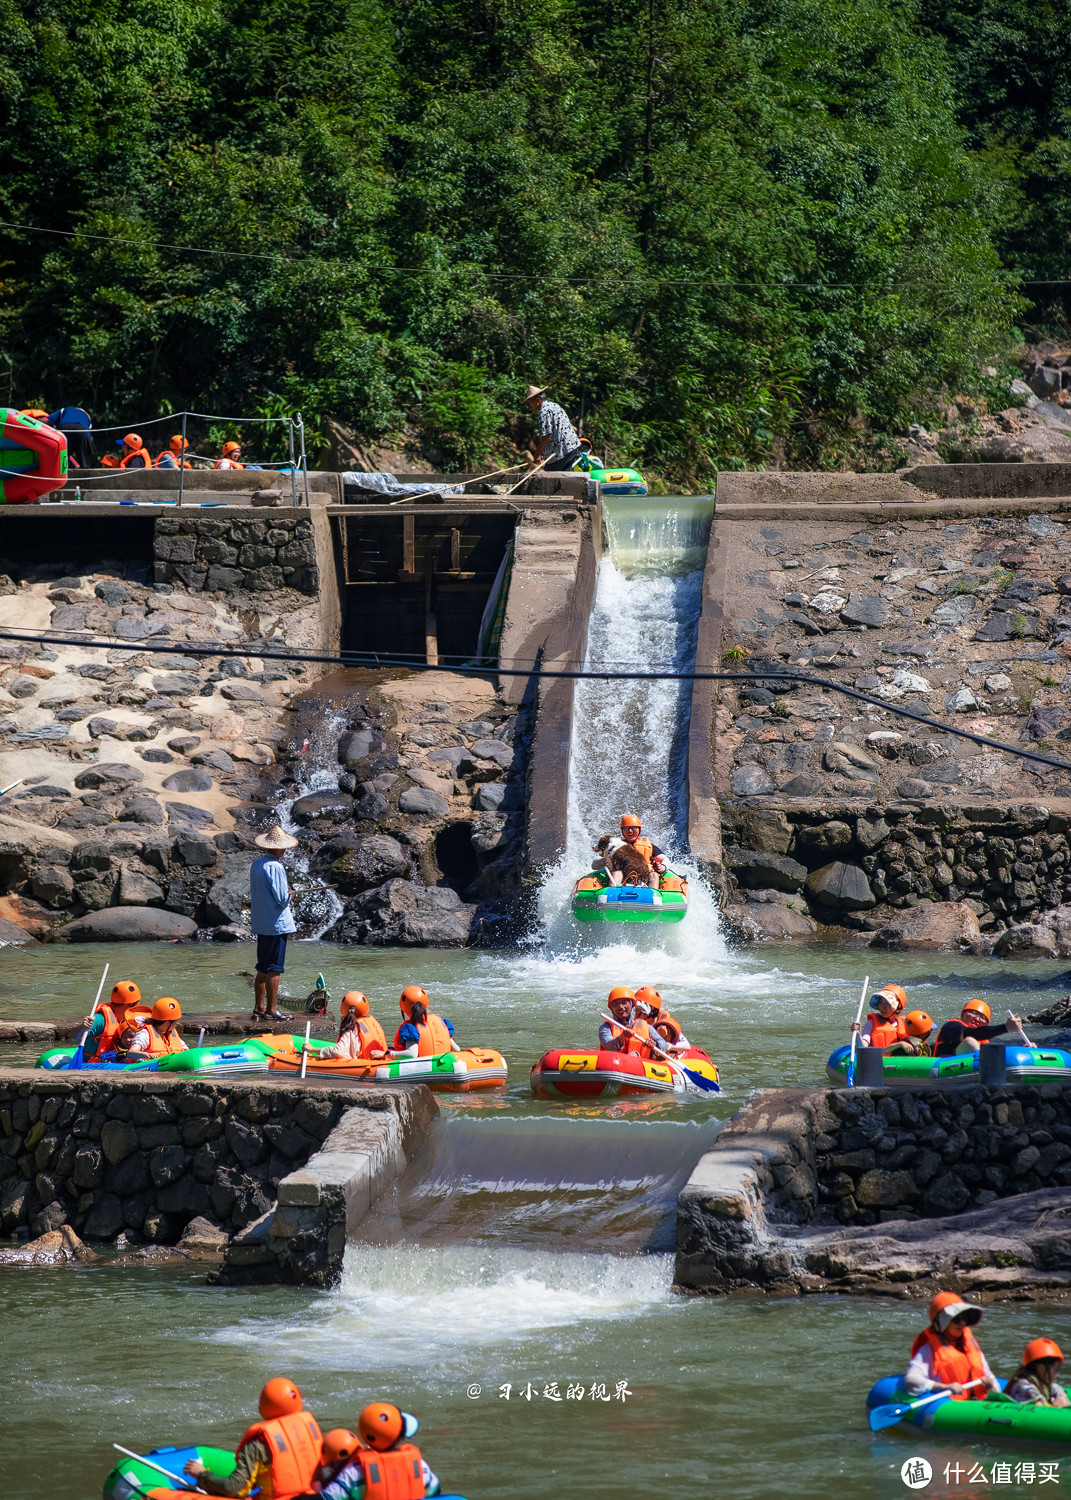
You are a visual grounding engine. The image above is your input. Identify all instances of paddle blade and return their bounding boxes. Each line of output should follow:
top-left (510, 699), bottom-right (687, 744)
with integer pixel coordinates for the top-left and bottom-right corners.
top-left (869, 1402), bottom-right (909, 1432)
top-left (683, 1067), bottom-right (720, 1093)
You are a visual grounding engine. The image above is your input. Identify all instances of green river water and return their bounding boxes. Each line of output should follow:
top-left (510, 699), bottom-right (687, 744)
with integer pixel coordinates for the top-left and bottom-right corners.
top-left (5, 499), bottom-right (1071, 1497)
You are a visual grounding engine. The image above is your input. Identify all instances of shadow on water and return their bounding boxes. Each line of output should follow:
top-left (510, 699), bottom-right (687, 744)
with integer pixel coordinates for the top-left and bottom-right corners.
top-left (352, 1114), bottom-right (720, 1254)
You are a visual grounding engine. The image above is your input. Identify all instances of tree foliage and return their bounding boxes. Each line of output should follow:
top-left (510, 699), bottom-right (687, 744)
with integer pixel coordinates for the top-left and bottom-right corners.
top-left (0, 0), bottom-right (1053, 484)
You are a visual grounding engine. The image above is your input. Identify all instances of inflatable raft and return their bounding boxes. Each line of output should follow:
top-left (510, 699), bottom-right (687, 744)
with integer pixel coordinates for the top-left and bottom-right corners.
top-left (827, 1043), bottom-right (1071, 1089)
top-left (0, 408), bottom-right (67, 504)
top-left (37, 1040), bottom-right (272, 1074)
top-left (867, 1376), bottom-right (1071, 1443)
top-left (571, 870), bottom-right (688, 924)
top-left (531, 1047), bottom-right (719, 1098)
top-left (267, 1041), bottom-right (508, 1091)
top-left (104, 1444), bottom-right (470, 1500)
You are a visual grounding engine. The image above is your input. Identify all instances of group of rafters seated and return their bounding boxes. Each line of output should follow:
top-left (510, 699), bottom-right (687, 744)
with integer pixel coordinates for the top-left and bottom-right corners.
top-left (851, 983), bottom-right (1029, 1057)
top-left (82, 983), bottom-right (188, 1062)
top-left (598, 985), bottom-right (692, 1058)
top-left (184, 1378), bottom-right (444, 1498)
top-left (908, 1293), bottom-right (1069, 1408)
top-left (592, 814), bottom-right (667, 889)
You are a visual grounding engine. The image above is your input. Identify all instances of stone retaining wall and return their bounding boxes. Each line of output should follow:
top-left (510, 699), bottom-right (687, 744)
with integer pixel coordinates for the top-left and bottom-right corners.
top-left (675, 1083), bottom-right (1071, 1295)
top-left (153, 514), bottom-right (319, 595)
top-left (0, 1070), bottom-right (433, 1281)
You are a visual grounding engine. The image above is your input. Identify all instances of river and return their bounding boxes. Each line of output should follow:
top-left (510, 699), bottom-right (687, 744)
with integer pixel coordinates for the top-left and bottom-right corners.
top-left (4, 494), bottom-right (1071, 1497)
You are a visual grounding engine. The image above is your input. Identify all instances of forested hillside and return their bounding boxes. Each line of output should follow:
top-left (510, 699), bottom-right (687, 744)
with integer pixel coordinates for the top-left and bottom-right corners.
top-left (0, 0), bottom-right (1067, 483)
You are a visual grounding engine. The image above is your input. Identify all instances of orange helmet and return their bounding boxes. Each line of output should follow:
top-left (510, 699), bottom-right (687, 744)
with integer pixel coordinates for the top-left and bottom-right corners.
top-left (872, 984), bottom-right (907, 1012)
top-left (929, 1292), bottom-right (982, 1331)
top-left (222, 440), bottom-right (242, 456)
top-left (399, 985), bottom-right (428, 1015)
top-left (620, 814), bottom-right (642, 830)
top-left (962, 999), bottom-right (991, 1024)
top-left (357, 1403), bottom-right (417, 1451)
top-left (655, 1018), bottom-right (681, 1044)
top-left (111, 981), bottom-right (141, 1008)
top-left (259, 1377), bottom-right (302, 1419)
top-left (1024, 1339), bottom-right (1064, 1367)
top-left (634, 985), bottom-right (662, 1015)
top-left (341, 991), bottom-right (370, 1018)
top-left (607, 986), bottom-right (636, 1006)
top-left (122, 432), bottom-right (142, 448)
top-left (169, 435), bottom-right (186, 451)
top-left (151, 997), bottom-right (182, 1022)
top-left (904, 1010), bottom-right (934, 1038)
top-left (322, 1428), bottom-right (360, 1464)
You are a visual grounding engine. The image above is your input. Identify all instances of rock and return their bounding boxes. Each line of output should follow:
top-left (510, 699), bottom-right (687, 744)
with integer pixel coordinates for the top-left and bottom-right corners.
top-left (828, 743), bottom-right (880, 773)
top-left (993, 923), bottom-right (1059, 960)
top-left (723, 902), bottom-right (818, 942)
top-left (805, 861), bottom-right (875, 910)
top-left (117, 866), bottom-right (165, 906)
top-left (83, 1192), bottom-right (125, 1240)
top-left (153, 673), bottom-right (200, 696)
top-left (0, 1225), bottom-right (99, 1265)
top-left (778, 773), bottom-right (827, 797)
top-left (930, 596), bottom-right (975, 626)
top-left (172, 831), bottom-right (217, 865)
top-left (475, 783), bottom-right (507, 812)
top-left (167, 802), bottom-right (214, 828)
top-left (204, 857), bottom-right (256, 925)
top-left (31, 865), bottom-right (76, 907)
top-left (945, 688), bottom-right (978, 713)
top-left (291, 792), bottom-right (352, 824)
top-left (891, 668), bottom-right (933, 694)
top-left (73, 762), bottom-right (144, 791)
top-left (0, 915), bottom-right (40, 945)
top-left (923, 1172), bottom-right (971, 1217)
top-left (810, 590), bottom-right (846, 614)
top-left (723, 808), bottom-right (792, 855)
top-left (162, 768), bottom-right (213, 793)
top-left (231, 741), bottom-right (274, 766)
top-left (55, 907), bottom-right (199, 942)
top-left (1023, 705), bottom-right (1065, 742)
top-left (353, 791), bottom-right (388, 820)
top-left (168, 735), bottom-right (201, 753)
top-left (331, 878), bottom-right (475, 946)
top-left (1028, 995), bottom-right (1071, 1026)
top-left (869, 901), bottom-right (982, 952)
top-left (338, 728), bottom-right (386, 763)
top-left (840, 594), bottom-right (889, 628)
top-left (726, 847), bottom-right (807, 892)
top-left (398, 785), bottom-right (450, 817)
top-left (470, 739), bottom-right (514, 769)
top-left (177, 1215), bottom-right (229, 1255)
top-left (732, 765), bottom-right (775, 796)
top-left (985, 673), bottom-right (1012, 692)
top-left (975, 612), bottom-right (1039, 642)
top-left (331, 834), bottom-right (410, 894)
top-left (220, 682), bottom-right (265, 702)
top-left (95, 580), bottom-right (129, 606)
top-left (190, 749), bottom-right (235, 773)
top-left (856, 1170), bottom-right (917, 1208)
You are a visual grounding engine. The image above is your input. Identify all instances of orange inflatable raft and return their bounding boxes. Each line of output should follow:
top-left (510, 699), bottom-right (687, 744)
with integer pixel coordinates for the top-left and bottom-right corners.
top-left (267, 1037), bottom-right (508, 1091)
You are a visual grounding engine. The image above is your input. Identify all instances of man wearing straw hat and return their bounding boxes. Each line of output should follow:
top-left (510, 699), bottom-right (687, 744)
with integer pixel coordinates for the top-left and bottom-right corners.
top-left (250, 825), bottom-right (299, 1022)
top-left (525, 384), bottom-right (583, 472)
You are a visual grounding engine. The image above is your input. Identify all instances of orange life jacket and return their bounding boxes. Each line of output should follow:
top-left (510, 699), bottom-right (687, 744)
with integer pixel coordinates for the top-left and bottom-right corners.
top-left (609, 1017), bottom-right (652, 1056)
top-left (155, 448), bottom-right (191, 469)
top-left (89, 1003), bottom-right (123, 1059)
top-left (237, 1411), bottom-right (323, 1500)
top-left (361, 1445), bottom-right (427, 1500)
top-left (864, 1014), bottom-right (906, 1049)
top-left (623, 836), bottom-right (655, 867)
top-left (119, 445), bottom-right (150, 469)
top-left (214, 458), bottom-right (245, 469)
top-left (145, 1024), bottom-right (186, 1057)
top-left (910, 1325), bottom-right (987, 1399)
top-left (357, 1014), bottom-right (388, 1056)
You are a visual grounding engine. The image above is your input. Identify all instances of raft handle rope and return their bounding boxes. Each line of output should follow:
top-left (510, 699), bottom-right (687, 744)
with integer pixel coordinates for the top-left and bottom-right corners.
top-left (2, 627), bottom-right (1071, 780)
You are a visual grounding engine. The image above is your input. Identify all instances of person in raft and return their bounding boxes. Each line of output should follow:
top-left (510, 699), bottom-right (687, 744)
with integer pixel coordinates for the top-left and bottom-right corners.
top-left (852, 984), bottom-right (908, 1050)
top-left (317, 991), bottom-right (390, 1061)
top-left (1008, 1339), bottom-right (1071, 1407)
top-left (123, 997), bottom-right (188, 1060)
top-left (250, 824), bottom-right (299, 1022)
top-left (633, 985), bottom-right (690, 1055)
top-left (933, 1000), bottom-right (1030, 1056)
top-left (598, 987), bottom-right (651, 1054)
top-left (82, 980), bottom-right (144, 1061)
top-left (392, 985), bottom-right (460, 1057)
top-left (905, 1292), bottom-right (1001, 1400)
top-left (593, 815), bottom-right (668, 890)
top-left (185, 1377), bottom-right (322, 1497)
top-left (315, 1405), bottom-right (441, 1499)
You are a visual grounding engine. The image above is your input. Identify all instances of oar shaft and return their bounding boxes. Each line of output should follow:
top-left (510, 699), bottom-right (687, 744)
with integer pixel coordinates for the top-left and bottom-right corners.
top-left (847, 974), bottom-right (869, 1086)
top-left (599, 1012), bottom-right (687, 1081)
top-left (112, 1444), bottom-right (202, 1492)
top-left (299, 1020), bottom-right (311, 1078)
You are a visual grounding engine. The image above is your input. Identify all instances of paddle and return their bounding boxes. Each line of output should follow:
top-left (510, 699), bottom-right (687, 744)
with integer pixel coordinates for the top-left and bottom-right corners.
top-left (299, 1020), bottom-right (311, 1078)
top-left (71, 962), bottom-right (110, 1070)
top-left (196, 1028), bottom-right (206, 1049)
top-left (599, 1012), bottom-right (719, 1094)
top-left (112, 1443), bottom-right (205, 1493)
top-left (846, 974), bottom-right (870, 1088)
top-left (869, 1378), bottom-right (985, 1432)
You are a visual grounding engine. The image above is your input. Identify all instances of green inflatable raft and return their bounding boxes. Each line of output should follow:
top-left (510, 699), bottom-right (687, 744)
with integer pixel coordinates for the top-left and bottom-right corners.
top-left (571, 869), bottom-right (688, 924)
top-left (106, 1444), bottom-right (235, 1499)
top-left (868, 1376), bottom-right (1071, 1442)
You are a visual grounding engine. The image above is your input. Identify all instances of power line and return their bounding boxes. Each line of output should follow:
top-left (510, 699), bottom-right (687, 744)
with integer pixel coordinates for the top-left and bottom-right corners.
top-left (1, 625), bottom-right (1068, 778)
top-left (0, 217), bottom-right (1044, 292)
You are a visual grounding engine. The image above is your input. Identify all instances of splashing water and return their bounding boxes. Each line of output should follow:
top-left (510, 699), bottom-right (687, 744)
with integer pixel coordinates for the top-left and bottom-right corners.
top-left (275, 701), bottom-right (348, 938)
top-left (536, 497), bottom-right (725, 963)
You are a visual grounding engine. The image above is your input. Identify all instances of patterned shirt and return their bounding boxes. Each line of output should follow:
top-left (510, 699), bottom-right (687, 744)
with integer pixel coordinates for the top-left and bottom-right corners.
top-left (539, 400), bottom-right (579, 460)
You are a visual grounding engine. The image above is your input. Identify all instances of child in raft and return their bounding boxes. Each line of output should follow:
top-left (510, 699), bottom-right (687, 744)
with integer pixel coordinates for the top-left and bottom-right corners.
top-left (906, 1293), bottom-right (1001, 1399)
top-left (1008, 1340), bottom-right (1071, 1407)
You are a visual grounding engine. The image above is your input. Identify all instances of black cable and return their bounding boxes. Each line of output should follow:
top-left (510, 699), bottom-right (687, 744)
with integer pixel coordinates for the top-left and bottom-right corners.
top-left (1, 626), bottom-right (1068, 779)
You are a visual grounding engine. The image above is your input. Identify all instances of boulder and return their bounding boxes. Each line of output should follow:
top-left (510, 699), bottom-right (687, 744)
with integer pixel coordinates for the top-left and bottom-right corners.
top-left (725, 846), bottom-right (807, 892)
top-left (722, 807), bottom-right (792, 855)
top-left (974, 612), bottom-right (1039, 642)
top-left (731, 765), bottom-right (775, 796)
top-left (839, 594), bottom-right (889, 628)
top-left (191, 749), bottom-right (236, 774)
top-left (993, 923), bottom-right (1060, 960)
top-left (868, 901), bottom-right (982, 952)
top-left (470, 738), bottom-right (514, 769)
top-left (0, 1225), bottom-right (98, 1265)
top-left (331, 878), bottom-right (475, 946)
top-left (722, 903), bottom-right (818, 943)
top-left (73, 763), bottom-right (144, 791)
top-left (162, 768), bottom-right (213, 793)
top-left (855, 1170), bottom-right (917, 1208)
top-left (338, 728), bottom-right (387, 763)
top-left (805, 861), bottom-right (875, 911)
top-left (398, 785), bottom-right (450, 817)
top-left (204, 856), bottom-right (256, 925)
top-left (0, 915), bottom-right (39, 945)
top-left (117, 865), bottom-right (165, 906)
top-left (331, 834), bottom-right (410, 894)
top-left (290, 792), bottom-right (353, 824)
top-left (55, 907), bottom-right (199, 942)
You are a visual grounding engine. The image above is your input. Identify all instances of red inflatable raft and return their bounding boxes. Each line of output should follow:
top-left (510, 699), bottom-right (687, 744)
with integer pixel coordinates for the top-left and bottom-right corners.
top-left (530, 1047), bottom-right (720, 1099)
top-left (0, 409), bottom-right (67, 503)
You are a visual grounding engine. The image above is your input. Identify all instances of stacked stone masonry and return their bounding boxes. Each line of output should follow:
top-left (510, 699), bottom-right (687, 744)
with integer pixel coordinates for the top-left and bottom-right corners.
top-left (153, 515), bottom-right (319, 594)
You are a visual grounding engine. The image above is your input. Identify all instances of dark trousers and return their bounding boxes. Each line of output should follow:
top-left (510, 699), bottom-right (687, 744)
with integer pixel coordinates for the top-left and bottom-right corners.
top-left (546, 447), bottom-right (583, 472)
